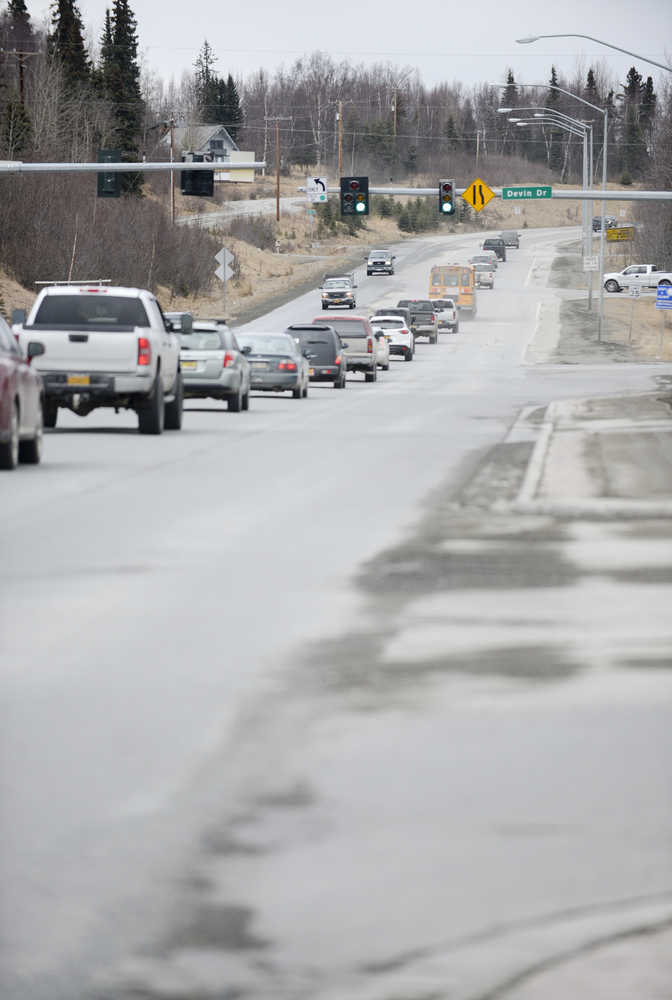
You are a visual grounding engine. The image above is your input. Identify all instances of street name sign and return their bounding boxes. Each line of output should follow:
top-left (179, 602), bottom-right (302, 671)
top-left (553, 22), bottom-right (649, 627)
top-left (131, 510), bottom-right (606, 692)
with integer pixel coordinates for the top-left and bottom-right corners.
top-left (461, 177), bottom-right (495, 212)
top-left (306, 176), bottom-right (328, 203)
top-left (502, 185), bottom-right (552, 200)
top-left (215, 247), bottom-right (234, 283)
top-left (583, 255), bottom-right (599, 272)
top-left (656, 285), bottom-right (672, 310)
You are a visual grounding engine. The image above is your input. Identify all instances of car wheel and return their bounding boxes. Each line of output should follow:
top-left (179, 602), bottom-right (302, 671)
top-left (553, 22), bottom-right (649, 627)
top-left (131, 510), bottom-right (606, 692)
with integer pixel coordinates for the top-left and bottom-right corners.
top-left (0, 401), bottom-right (20, 470)
top-left (302, 381), bottom-right (309, 398)
top-left (453, 324), bottom-right (460, 334)
top-left (404, 348), bottom-right (413, 362)
top-left (138, 375), bottom-right (164, 435)
top-left (365, 370), bottom-right (375, 383)
top-left (382, 361), bottom-right (390, 371)
top-left (659, 279), bottom-right (671, 286)
top-left (292, 385), bottom-right (302, 399)
top-left (228, 386), bottom-right (242, 412)
top-left (605, 280), bottom-right (621, 293)
top-left (430, 333), bottom-right (438, 344)
top-left (164, 372), bottom-right (184, 429)
top-left (242, 390), bottom-right (250, 410)
top-left (335, 374), bottom-right (346, 388)
top-left (19, 404), bottom-right (43, 464)
top-left (43, 400), bottom-right (58, 428)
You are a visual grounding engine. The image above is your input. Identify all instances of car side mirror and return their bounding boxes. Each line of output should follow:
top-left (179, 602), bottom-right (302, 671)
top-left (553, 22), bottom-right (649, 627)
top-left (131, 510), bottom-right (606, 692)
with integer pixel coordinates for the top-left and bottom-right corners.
top-left (241, 345), bottom-right (252, 355)
top-left (341, 341), bottom-right (349, 349)
top-left (180, 314), bottom-right (193, 333)
top-left (12, 308), bottom-right (26, 325)
top-left (27, 341), bottom-right (45, 360)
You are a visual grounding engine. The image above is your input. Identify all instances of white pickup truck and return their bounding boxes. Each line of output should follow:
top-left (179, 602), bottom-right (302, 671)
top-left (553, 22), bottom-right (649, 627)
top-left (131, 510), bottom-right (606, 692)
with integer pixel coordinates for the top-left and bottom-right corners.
top-left (15, 285), bottom-right (184, 433)
top-left (603, 265), bottom-right (672, 293)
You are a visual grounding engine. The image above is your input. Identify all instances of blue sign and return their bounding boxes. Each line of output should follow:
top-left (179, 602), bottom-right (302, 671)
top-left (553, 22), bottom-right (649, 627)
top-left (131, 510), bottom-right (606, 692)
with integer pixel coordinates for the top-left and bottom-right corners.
top-left (656, 285), bottom-right (672, 309)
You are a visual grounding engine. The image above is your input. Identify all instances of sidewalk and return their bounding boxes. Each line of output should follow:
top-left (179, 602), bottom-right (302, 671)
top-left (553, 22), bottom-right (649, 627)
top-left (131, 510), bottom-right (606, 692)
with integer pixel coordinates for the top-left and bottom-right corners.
top-left (516, 390), bottom-right (672, 515)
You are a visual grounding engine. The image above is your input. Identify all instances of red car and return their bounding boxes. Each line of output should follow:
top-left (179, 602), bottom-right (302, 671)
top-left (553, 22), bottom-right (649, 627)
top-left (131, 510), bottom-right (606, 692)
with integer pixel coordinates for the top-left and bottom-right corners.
top-left (0, 315), bottom-right (45, 469)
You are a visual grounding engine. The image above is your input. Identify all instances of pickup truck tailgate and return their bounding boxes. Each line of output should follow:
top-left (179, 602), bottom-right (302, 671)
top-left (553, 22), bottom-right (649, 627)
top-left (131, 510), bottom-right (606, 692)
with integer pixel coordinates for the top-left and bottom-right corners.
top-left (25, 327), bottom-right (141, 374)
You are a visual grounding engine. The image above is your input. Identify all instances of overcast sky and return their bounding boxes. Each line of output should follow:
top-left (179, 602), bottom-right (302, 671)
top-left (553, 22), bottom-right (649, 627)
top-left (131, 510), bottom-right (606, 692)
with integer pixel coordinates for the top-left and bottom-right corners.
top-left (33, 0), bottom-right (671, 93)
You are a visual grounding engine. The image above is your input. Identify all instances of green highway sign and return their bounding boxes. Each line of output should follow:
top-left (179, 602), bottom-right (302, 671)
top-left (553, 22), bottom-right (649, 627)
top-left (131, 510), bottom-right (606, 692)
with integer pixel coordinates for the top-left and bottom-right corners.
top-left (502, 185), bottom-right (552, 200)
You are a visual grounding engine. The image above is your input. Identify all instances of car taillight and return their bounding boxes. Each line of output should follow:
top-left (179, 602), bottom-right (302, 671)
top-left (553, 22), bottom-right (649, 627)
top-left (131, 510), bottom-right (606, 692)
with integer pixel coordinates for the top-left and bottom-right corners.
top-left (400, 328), bottom-right (409, 335)
top-left (137, 336), bottom-right (151, 366)
top-left (334, 354), bottom-right (342, 365)
top-left (367, 338), bottom-right (373, 353)
top-left (429, 314), bottom-right (435, 322)
top-left (278, 360), bottom-right (297, 371)
top-left (222, 351), bottom-right (235, 368)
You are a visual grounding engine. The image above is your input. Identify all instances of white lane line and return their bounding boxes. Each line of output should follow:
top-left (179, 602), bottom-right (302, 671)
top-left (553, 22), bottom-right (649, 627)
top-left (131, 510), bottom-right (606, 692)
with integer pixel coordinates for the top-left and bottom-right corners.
top-left (525, 257), bottom-right (537, 287)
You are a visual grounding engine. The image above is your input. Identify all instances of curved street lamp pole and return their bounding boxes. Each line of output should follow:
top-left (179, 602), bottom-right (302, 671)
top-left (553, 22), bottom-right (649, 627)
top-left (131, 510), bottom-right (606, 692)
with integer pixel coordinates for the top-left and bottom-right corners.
top-left (516, 34), bottom-right (672, 74)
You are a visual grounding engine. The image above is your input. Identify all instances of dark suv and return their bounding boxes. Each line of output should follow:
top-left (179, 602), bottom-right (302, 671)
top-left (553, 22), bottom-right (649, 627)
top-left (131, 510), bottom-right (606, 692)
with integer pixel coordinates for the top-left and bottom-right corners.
top-left (286, 324), bottom-right (347, 389)
top-left (482, 238), bottom-right (507, 261)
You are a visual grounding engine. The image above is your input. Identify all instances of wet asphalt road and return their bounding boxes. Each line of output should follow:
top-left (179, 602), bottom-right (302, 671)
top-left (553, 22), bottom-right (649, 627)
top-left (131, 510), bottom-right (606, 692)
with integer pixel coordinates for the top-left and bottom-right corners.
top-left (1, 226), bottom-right (671, 999)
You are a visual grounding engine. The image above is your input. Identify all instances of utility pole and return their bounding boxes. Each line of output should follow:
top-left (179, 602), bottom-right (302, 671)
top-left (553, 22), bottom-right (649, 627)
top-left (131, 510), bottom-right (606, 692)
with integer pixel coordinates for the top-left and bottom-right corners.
top-left (169, 114), bottom-right (175, 225)
top-left (264, 116), bottom-right (291, 222)
top-left (392, 92), bottom-right (398, 137)
top-left (337, 101), bottom-right (343, 178)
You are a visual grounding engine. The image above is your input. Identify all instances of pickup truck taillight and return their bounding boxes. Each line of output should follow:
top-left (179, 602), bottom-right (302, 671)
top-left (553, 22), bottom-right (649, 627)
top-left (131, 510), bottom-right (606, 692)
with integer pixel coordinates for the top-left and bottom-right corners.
top-left (137, 336), bottom-right (151, 366)
top-left (278, 360), bottom-right (297, 371)
top-left (429, 314), bottom-right (435, 323)
top-left (367, 338), bottom-right (373, 353)
top-left (222, 351), bottom-right (235, 368)
top-left (334, 354), bottom-right (342, 365)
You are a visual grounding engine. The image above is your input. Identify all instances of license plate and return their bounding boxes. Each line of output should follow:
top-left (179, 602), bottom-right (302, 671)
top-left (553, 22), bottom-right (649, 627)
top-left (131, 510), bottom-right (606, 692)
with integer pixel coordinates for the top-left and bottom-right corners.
top-left (67, 374), bottom-right (90, 386)
top-left (251, 361), bottom-right (268, 369)
top-left (181, 360), bottom-right (197, 370)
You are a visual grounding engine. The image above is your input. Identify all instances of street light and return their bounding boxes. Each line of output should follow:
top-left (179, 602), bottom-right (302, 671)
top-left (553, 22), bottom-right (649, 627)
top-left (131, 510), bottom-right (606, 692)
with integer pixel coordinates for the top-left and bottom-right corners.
top-left (512, 115), bottom-right (594, 305)
top-left (492, 81), bottom-right (609, 339)
top-left (516, 34), bottom-right (671, 74)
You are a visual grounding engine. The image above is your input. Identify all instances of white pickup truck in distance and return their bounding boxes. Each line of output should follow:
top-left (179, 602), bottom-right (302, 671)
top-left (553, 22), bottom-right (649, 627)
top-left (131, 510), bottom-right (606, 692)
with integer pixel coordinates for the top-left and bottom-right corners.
top-left (603, 265), bottom-right (672, 293)
top-left (15, 285), bottom-right (184, 434)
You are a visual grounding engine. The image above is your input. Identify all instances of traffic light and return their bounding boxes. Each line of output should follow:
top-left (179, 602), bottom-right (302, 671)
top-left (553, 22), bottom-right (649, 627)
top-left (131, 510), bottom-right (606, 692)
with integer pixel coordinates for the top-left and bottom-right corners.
top-left (97, 148), bottom-right (121, 198)
top-left (180, 154), bottom-right (214, 197)
top-left (439, 178), bottom-right (456, 216)
top-left (340, 176), bottom-right (369, 216)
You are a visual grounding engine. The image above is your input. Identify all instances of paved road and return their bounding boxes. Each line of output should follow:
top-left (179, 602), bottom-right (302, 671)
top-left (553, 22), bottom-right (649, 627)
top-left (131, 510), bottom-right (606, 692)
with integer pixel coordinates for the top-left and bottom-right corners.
top-left (176, 196), bottom-right (306, 227)
top-left (1, 226), bottom-right (671, 999)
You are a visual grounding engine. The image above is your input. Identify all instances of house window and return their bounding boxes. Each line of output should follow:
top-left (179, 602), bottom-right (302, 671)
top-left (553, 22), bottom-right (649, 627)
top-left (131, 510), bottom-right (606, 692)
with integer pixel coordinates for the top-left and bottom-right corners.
top-left (210, 139), bottom-right (224, 151)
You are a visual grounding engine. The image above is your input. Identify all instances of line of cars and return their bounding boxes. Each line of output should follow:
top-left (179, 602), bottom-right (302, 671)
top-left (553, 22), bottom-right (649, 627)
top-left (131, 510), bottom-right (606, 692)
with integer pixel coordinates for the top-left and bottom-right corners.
top-left (2, 258), bottom-right (464, 470)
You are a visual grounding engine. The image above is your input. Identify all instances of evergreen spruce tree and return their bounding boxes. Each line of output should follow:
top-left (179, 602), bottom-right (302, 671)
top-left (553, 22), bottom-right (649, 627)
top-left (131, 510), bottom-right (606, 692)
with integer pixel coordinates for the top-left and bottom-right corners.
top-left (222, 73), bottom-right (243, 140)
top-left (622, 66), bottom-right (648, 178)
top-left (48, 0), bottom-right (90, 91)
top-left (7, 0), bottom-right (34, 48)
top-left (545, 66), bottom-right (563, 172)
top-left (194, 40), bottom-right (218, 119)
top-left (100, 0), bottom-right (143, 194)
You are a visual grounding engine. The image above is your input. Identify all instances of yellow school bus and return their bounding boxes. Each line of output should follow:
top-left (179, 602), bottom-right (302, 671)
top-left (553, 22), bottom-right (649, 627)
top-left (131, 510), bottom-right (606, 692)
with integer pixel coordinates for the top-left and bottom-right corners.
top-left (429, 263), bottom-right (477, 316)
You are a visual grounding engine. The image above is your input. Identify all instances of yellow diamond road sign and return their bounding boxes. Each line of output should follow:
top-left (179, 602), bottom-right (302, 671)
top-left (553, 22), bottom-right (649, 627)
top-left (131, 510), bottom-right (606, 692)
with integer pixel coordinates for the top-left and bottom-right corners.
top-left (462, 177), bottom-right (495, 212)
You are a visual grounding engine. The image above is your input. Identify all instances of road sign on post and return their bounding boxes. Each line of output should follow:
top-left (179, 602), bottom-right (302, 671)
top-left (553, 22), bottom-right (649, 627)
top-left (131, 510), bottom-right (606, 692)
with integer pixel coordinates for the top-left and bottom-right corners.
top-left (583, 255), bottom-right (599, 272)
top-left (306, 176), bottom-right (328, 203)
top-left (501, 185), bottom-right (552, 200)
top-left (461, 177), bottom-right (495, 212)
top-left (656, 285), bottom-right (672, 309)
top-left (606, 226), bottom-right (634, 242)
top-left (215, 248), bottom-right (234, 283)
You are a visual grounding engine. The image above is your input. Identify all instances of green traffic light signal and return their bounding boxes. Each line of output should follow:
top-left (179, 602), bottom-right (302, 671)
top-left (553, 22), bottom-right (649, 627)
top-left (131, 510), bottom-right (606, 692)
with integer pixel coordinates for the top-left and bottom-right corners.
top-left (439, 178), bottom-right (455, 215)
top-left (340, 176), bottom-right (369, 216)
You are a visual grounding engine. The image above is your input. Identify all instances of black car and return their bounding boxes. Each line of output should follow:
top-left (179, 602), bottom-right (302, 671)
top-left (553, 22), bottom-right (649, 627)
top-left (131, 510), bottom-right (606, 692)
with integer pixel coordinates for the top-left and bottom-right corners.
top-left (481, 238), bottom-right (507, 261)
top-left (285, 324), bottom-right (347, 389)
top-left (592, 215), bottom-right (617, 232)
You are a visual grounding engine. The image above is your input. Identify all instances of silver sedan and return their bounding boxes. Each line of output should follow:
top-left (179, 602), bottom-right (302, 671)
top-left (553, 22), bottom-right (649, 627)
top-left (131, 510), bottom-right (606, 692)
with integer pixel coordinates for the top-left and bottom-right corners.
top-left (179, 322), bottom-right (251, 411)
